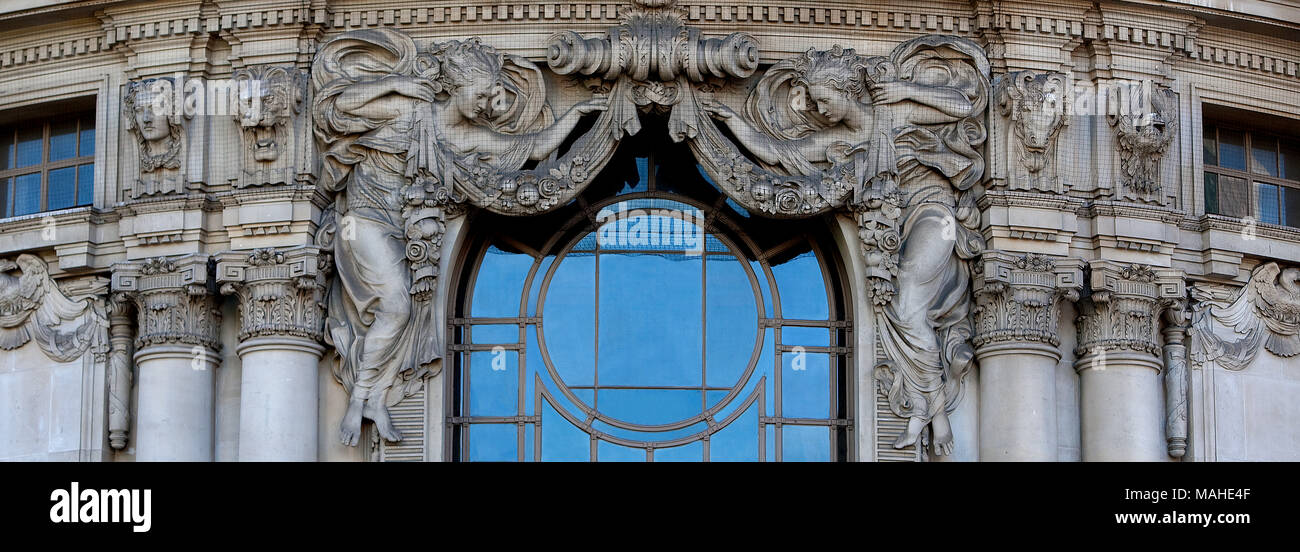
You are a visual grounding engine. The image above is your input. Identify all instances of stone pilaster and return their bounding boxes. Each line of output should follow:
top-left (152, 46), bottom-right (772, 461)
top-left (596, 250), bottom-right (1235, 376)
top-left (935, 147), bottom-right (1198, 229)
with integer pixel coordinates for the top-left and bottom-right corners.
top-left (106, 293), bottom-right (135, 451)
top-left (972, 252), bottom-right (1082, 461)
top-left (112, 254), bottom-right (221, 462)
top-left (1074, 261), bottom-right (1184, 461)
top-left (216, 246), bottom-right (328, 462)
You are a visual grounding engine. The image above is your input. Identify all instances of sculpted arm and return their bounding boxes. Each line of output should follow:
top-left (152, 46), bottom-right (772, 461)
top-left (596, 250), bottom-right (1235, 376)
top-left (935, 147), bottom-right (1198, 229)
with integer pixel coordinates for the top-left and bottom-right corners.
top-left (871, 81), bottom-right (973, 124)
top-left (336, 75), bottom-right (437, 118)
top-left (701, 100), bottom-right (827, 165)
top-left (525, 98), bottom-right (608, 161)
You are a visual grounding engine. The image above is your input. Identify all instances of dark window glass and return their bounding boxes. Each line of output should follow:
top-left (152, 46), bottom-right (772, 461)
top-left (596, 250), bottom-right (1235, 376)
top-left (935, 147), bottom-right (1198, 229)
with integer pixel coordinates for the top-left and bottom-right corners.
top-left (1204, 172), bottom-right (1219, 215)
top-left (1257, 182), bottom-right (1280, 225)
top-left (48, 119), bottom-right (77, 162)
top-left (0, 177), bottom-right (9, 217)
top-left (1285, 187), bottom-right (1300, 228)
top-left (47, 166), bottom-right (75, 211)
top-left (1252, 135), bottom-right (1279, 176)
top-left (1218, 128), bottom-right (1246, 171)
top-left (1219, 175), bottom-right (1249, 218)
top-left (13, 173), bottom-right (40, 216)
top-left (1203, 124), bottom-right (1217, 167)
top-left (1282, 140), bottom-right (1300, 182)
top-left (0, 132), bottom-right (10, 171)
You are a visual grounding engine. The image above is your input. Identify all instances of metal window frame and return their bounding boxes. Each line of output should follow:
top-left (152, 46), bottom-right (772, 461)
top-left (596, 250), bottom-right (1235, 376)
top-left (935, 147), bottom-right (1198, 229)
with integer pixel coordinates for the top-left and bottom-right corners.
top-left (0, 113), bottom-right (95, 218)
top-left (446, 152), bottom-right (854, 462)
top-left (1204, 123), bottom-right (1300, 225)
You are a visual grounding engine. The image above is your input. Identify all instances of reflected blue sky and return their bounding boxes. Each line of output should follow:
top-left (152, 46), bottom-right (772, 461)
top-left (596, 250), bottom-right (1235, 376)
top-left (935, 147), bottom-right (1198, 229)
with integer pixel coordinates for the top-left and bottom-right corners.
top-left (462, 193), bottom-right (844, 461)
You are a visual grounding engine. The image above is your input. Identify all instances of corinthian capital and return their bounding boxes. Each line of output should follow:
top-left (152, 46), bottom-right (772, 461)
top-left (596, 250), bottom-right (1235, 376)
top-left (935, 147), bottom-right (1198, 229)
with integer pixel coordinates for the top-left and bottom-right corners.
top-left (971, 252), bottom-right (1084, 351)
top-left (215, 246), bottom-right (329, 343)
top-left (1075, 261), bottom-right (1185, 362)
top-left (111, 254), bottom-right (220, 351)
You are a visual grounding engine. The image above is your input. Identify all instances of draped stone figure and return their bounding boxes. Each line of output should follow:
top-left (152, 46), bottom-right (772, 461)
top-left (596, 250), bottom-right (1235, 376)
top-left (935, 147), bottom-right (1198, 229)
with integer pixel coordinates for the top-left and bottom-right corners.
top-left (312, 28), bottom-right (606, 446)
top-left (697, 37), bottom-right (989, 455)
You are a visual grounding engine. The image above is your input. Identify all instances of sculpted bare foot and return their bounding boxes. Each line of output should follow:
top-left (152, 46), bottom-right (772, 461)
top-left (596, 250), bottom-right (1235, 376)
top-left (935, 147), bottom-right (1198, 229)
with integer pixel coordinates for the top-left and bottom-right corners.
top-left (932, 411), bottom-right (954, 456)
top-left (363, 399), bottom-right (402, 442)
top-left (340, 398), bottom-right (364, 446)
top-left (893, 416), bottom-right (927, 449)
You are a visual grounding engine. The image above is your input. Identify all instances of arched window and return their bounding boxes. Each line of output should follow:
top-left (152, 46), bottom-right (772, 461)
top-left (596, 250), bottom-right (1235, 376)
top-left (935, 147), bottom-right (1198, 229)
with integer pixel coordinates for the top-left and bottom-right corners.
top-left (449, 128), bottom-right (851, 461)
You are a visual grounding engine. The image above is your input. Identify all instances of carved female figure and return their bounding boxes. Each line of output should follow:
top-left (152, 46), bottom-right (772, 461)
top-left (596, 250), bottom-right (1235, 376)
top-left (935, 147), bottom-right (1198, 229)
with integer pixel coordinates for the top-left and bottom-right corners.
top-left (313, 29), bottom-right (606, 446)
top-left (701, 38), bottom-right (989, 455)
top-left (122, 79), bottom-right (185, 198)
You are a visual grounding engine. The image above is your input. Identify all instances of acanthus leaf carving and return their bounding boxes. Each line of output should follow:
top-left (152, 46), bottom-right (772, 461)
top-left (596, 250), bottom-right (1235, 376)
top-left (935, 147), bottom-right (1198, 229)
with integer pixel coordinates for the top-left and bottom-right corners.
top-left (111, 255), bottom-right (220, 351)
top-left (216, 246), bottom-right (328, 344)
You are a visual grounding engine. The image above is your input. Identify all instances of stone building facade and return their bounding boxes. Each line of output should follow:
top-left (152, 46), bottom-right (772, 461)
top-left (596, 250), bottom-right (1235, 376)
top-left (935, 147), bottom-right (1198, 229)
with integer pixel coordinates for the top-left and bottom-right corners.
top-left (1, 0), bottom-right (1298, 462)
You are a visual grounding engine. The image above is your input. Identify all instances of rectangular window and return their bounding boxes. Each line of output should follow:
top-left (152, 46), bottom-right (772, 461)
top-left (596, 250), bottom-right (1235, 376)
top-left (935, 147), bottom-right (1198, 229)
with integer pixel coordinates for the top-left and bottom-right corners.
top-left (0, 112), bottom-right (95, 218)
top-left (1203, 117), bottom-right (1300, 229)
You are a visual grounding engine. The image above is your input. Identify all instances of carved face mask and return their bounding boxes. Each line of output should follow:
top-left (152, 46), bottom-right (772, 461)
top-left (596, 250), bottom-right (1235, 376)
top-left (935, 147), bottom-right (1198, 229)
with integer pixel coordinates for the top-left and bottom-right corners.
top-left (454, 76), bottom-right (497, 121)
top-left (134, 102), bottom-right (170, 142)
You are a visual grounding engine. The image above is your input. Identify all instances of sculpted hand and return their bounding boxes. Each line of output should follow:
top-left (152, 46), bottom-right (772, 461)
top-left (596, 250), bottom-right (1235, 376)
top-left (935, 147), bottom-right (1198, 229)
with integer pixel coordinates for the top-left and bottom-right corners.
top-left (868, 81), bottom-right (914, 105)
top-left (700, 99), bottom-right (736, 121)
top-left (574, 97), bottom-right (609, 115)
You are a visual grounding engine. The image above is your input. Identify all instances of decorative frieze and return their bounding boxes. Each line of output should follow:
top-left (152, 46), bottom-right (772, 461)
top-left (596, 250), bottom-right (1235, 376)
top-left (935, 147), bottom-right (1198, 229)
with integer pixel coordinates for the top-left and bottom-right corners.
top-left (971, 252), bottom-right (1082, 350)
top-left (1075, 262), bottom-right (1184, 361)
top-left (111, 255), bottom-right (220, 351)
top-left (216, 246), bottom-right (328, 343)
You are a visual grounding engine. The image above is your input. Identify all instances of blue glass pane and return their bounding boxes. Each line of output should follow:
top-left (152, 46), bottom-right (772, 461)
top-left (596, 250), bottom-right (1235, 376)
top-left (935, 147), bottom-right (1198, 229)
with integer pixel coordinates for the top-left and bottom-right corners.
top-left (468, 424), bottom-right (516, 462)
top-left (47, 167), bottom-right (75, 211)
top-left (79, 125), bottom-right (95, 157)
top-left (597, 439), bottom-right (645, 462)
top-left (591, 420), bottom-right (705, 443)
top-left (1218, 128), bottom-right (1245, 171)
top-left (76, 164), bottom-right (93, 206)
top-left (470, 245), bottom-right (532, 317)
top-left (752, 261), bottom-right (773, 317)
top-left (595, 211), bottom-right (704, 253)
top-left (623, 157), bottom-right (649, 194)
top-left (706, 254), bottom-right (757, 387)
top-left (13, 173), bottom-right (40, 216)
top-left (468, 350), bottom-right (517, 416)
top-left (706, 390), bottom-right (728, 410)
top-left (783, 352), bottom-right (830, 418)
top-left (654, 440), bottom-right (703, 462)
top-left (1252, 136), bottom-right (1278, 176)
top-left (470, 324), bottom-right (518, 345)
top-left (526, 255), bottom-right (554, 316)
top-left (598, 252), bottom-right (702, 387)
top-left (540, 401), bottom-right (589, 461)
top-left (781, 326), bottom-right (829, 347)
top-left (542, 253), bottom-right (595, 386)
top-left (709, 400), bottom-right (759, 462)
top-left (771, 249), bottom-right (829, 320)
top-left (1204, 172), bottom-right (1219, 215)
top-left (1258, 182), bottom-right (1280, 225)
top-left (49, 119), bottom-right (77, 162)
top-left (596, 389), bottom-right (701, 426)
top-left (782, 425), bottom-right (830, 462)
top-left (713, 328), bottom-right (772, 422)
top-left (15, 127), bottom-right (41, 168)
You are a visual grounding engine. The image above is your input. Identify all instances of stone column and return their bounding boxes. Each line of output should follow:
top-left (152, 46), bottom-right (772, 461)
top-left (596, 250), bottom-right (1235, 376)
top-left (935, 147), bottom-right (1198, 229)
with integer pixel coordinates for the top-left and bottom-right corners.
top-left (112, 255), bottom-right (221, 462)
top-left (217, 246), bottom-right (328, 462)
top-left (1074, 262), bottom-right (1183, 461)
top-left (1162, 300), bottom-right (1189, 458)
top-left (106, 294), bottom-right (135, 451)
top-left (972, 252), bottom-right (1082, 461)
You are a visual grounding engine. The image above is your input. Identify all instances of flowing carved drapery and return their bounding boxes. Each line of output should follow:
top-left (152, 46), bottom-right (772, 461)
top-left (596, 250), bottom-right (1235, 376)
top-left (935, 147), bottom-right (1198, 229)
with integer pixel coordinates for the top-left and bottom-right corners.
top-left (310, 0), bottom-right (992, 457)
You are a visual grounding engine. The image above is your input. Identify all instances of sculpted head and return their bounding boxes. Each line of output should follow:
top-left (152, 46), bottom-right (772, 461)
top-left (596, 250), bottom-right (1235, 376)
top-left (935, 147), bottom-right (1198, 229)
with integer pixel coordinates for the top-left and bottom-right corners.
top-left (123, 81), bottom-right (173, 143)
top-left (792, 46), bottom-right (868, 126)
top-left (431, 39), bottom-right (506, 122)
top-left (232, 66), bottom-right (304, 162)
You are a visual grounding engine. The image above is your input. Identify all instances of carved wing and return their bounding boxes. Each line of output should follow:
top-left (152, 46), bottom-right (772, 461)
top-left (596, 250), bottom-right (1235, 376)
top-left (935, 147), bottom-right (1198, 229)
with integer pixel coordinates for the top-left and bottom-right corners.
top-left (1251, 264), bottom-right (1300, 356)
